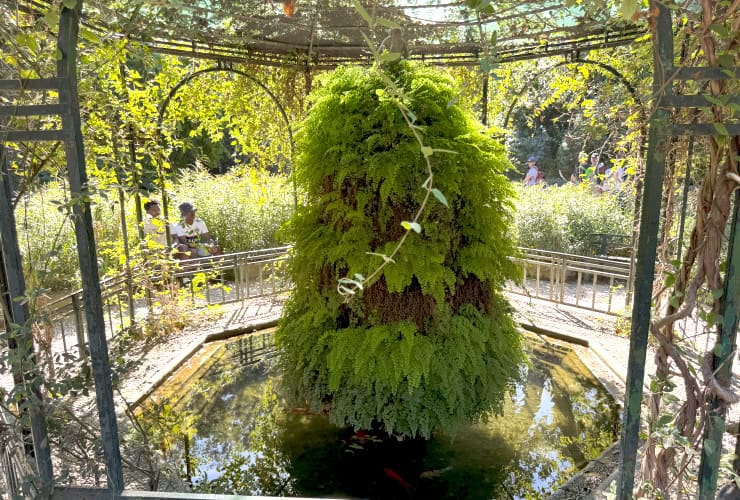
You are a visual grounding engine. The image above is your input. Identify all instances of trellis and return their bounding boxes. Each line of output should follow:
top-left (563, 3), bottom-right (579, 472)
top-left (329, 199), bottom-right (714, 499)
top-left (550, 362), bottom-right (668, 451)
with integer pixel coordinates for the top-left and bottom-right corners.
top-left (0, 0), bottom-right (738, 498)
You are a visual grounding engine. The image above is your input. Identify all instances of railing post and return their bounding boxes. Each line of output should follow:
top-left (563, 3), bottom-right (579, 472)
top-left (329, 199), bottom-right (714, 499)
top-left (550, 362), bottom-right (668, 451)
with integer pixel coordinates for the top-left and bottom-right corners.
top-left (0, 147), bottom-right (54, 491)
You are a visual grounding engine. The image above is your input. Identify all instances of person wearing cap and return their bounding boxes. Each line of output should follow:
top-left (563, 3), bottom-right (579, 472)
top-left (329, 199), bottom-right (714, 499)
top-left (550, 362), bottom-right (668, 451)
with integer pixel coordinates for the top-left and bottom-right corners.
top-left (523, 156), bottom-right (539, 186)
top-left (142, 199), bottom-right (169, 250)
top-left (172, 202), bottom-right (221, 259)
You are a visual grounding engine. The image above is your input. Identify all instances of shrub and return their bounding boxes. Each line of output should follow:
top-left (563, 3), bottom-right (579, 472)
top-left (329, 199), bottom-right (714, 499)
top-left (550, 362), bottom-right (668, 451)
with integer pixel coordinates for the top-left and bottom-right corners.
top-left (513, 183), bottom-right (633, 255)
top-left (276, 63), bottom-right (524, 438)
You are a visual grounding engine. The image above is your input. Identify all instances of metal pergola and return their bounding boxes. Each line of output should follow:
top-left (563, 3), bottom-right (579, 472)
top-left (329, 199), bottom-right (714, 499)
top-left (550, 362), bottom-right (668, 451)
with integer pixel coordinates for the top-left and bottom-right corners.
top-left (0, 0), bottom-right (738, 498)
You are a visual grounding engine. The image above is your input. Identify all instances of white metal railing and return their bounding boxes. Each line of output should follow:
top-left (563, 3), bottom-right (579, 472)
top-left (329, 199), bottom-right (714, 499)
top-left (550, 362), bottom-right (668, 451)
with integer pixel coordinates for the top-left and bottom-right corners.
top-left (510, 247), bottom-right (631, 315)
top-left (2, 245), bottom-right (634, 374)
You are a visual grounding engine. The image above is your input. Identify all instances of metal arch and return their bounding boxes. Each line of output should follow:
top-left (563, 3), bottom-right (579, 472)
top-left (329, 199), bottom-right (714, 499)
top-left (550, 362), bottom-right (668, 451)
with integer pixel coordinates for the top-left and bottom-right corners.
top-left (155, 65), bottom-right (299, 220)
top-left (156, 66), bottom-right (295, 161)
top-left (501, 58), bottom-right (646, 130)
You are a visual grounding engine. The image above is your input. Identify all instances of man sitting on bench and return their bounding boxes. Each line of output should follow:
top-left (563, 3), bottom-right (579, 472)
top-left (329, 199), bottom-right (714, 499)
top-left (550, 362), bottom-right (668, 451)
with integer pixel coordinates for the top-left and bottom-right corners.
top-left (172, 202), bottom-right (221, 259)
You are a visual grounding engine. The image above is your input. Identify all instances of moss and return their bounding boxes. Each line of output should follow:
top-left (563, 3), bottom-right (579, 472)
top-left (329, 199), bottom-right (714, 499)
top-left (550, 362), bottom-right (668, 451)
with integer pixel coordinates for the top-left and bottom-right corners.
top-left (277, 63), bottom-right (524, 438)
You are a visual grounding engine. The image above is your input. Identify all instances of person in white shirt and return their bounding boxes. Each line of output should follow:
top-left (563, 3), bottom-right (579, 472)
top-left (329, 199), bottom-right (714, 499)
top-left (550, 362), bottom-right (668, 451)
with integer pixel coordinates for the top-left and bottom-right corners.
top-left (142, 200), bottom-right (169, 250)
top-left (172, 202), bottom-right (221, 259)
top-left (523, 156), bottom-right (539, 186)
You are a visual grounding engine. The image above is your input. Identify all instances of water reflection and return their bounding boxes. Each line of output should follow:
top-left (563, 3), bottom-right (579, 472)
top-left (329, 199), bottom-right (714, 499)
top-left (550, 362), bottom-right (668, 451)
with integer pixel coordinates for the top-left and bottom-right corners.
top-left (155, 332), bottom-right (618, 499)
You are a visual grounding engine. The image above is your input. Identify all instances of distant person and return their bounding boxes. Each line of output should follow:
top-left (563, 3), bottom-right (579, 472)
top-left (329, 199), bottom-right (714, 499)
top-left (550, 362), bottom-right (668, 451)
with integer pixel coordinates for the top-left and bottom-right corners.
top-left (586, 152), bottom-right (607, 188)
top-left (523, 156), bottom-right (539, 186)
top-left (572, 152), bottom-right (589, 183)
top-left (603, 164), bottom-right (626, 192)
top-left (142, 200), bottom-right (168, 250)
top-left (172, 202), bottom-right (221, 259)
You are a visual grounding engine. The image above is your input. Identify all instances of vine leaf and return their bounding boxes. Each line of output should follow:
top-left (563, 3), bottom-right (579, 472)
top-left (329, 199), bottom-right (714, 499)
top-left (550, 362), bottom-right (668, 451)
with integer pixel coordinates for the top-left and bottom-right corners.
top-left (713, 123), bottom-right (729, 136)
top-left (379, 52), bottom-right (402, 62)
top-left (351, 0), bottom-right (374, 26)
top-left (401, 221), bottom-right (421, 233)
top-left (376, 18), bottom-right (400, 28)
top-left (431, 188), bottom-right (449, 207)
top-left (420, 146), bottom-right (433, 158)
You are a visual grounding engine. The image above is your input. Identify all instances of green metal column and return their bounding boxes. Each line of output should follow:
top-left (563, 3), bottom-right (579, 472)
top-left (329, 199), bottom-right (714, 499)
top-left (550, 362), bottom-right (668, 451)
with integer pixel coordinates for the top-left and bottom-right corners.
top-left (56, 1), bottom-right (124, 491)
top-left (616, 1), bottom-right (673, 498)
top-left (0, 147), bottom-right (54, 492)
top-left (697, 187), bottom-right (739, 498)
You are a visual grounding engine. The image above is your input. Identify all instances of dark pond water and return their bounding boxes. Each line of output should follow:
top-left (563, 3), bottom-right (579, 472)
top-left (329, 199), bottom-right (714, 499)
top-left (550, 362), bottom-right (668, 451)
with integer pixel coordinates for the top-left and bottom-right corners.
top-left (155, 331), bottom-right (619, 499)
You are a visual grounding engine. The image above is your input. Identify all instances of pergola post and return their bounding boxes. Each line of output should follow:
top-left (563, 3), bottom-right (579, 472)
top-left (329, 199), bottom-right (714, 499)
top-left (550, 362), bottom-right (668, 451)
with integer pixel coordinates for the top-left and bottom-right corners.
top-left (56, 1), bottom-right (124, 492)
top-left (0, 147), bottom-right (54, 493)
top-left (616, 1), bottom-right (673, 497)
top-left (697, 186), bottom-right (740, 497)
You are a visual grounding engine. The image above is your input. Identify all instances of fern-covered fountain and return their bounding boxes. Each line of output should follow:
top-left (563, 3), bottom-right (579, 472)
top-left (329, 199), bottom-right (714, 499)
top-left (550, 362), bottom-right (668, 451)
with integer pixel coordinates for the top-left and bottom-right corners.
top-left (276, 62), bottom-right (525, 437)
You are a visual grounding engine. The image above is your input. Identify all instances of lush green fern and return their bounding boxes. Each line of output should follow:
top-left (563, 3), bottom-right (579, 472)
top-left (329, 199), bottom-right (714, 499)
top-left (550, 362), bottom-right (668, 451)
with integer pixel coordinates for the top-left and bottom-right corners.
top-left (276, 62), bottom-right (524, 438)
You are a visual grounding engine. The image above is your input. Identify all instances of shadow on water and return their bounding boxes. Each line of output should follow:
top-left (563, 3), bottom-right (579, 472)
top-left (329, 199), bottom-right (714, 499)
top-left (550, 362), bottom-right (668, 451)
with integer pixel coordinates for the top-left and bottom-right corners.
top-left (151, 331), bottom-right (619, 499)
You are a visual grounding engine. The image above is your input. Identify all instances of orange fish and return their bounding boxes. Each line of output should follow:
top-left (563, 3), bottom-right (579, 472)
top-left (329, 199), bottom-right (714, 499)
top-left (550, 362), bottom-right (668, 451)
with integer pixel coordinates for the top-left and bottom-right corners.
top-left (383, 467), bottom-right (413, 493)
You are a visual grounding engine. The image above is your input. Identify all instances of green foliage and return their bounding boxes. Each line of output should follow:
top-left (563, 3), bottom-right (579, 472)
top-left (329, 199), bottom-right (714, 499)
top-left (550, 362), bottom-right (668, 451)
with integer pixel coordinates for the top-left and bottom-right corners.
top-left (277, 63), bottom-right (524, 438)
top-left (513, 183), bottom-right (633, 255)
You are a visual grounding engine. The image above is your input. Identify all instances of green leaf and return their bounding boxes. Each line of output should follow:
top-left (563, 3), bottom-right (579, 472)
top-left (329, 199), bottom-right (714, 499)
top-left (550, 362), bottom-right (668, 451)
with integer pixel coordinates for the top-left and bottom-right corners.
top-left (376, 18), bottom-right (400, 29)
top-left (664, 273), bottom-right (675, 288)
top-left (618, 0), bottom-right (639, 20)
top-left (401, 221), bottom-right (421, 233)
top-left (62, 0), bottom-right (77, 8)
top-left (657, 414), bottom-right (673, 427)
top-left (378, 52), bottom-right (402, 62)
top-left (669, 294), bottom-right (680, 308)
top-left (44, 9), bottom-right (59, 29)
top-left (420, 146), bottom-right (433, 158)
top-left (704, 95), bottom-right (724, 106)
top-left (711, 288), bottom-right (724, 299)
top-left (431, 188), bottom-right (449, 208)
top-left (713, 123), bottom-right (729, 136)
top-left (710, 23), bottom-right (729, 37)
top-left (351, 0), bottom-right (373, 26)
top-left (717, 54), bottom-right (734, 68)
top-left (56, 49), bottom-right (63, 61)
